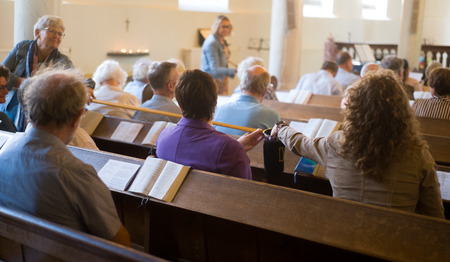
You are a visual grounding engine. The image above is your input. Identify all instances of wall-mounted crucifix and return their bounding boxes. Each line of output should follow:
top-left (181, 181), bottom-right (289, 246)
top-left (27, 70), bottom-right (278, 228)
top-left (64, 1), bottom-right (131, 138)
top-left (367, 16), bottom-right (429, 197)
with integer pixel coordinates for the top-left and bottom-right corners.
top-left (125, 18), bottom-right (130, 32)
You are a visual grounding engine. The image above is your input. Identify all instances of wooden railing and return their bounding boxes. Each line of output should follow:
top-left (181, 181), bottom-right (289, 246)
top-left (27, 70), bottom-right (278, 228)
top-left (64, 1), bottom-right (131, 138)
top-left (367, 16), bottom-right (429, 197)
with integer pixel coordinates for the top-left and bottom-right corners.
top-left (335, 42), bottom-right (450, 71)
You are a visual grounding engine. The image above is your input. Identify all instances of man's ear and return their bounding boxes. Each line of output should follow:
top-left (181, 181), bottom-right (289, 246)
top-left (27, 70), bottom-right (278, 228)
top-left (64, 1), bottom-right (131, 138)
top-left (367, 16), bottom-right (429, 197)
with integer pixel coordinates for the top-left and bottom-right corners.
top-left (34, 29), bottom-right (41, 39)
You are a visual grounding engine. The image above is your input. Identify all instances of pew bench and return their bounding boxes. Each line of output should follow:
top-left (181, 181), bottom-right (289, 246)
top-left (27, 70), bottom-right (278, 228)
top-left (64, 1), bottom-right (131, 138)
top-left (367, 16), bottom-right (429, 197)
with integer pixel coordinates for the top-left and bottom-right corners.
top-left (69, 147), bottom-right (450, 262)
top-left (0, 205), bottom-right (164, 262)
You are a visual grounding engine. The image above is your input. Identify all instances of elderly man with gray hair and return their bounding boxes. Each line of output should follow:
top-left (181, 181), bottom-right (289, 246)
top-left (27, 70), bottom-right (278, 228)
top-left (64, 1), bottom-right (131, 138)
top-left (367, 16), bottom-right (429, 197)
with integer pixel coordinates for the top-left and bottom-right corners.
top-left (213, 65), bottom-right (280, 135)
top-left (380, 55), bottom-right (414, 100)
top-left (0, 69), bottom-right (131, 246)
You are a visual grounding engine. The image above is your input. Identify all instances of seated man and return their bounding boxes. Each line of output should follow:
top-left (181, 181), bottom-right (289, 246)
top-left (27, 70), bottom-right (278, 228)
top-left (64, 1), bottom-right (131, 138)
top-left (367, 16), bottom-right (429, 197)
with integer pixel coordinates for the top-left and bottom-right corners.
top-left (0, 69), bottom-right (130, 246)
top-left (0, 65), bottom-right (16, 132)
top-left (123, 58), bottom-right (153, 103)
top-left (335, 51), bottom-right (359, 90)
top-left (156, 69), bottom-right (264, 180)
top-left (133, 62), bottom-right (181, 123)
top-left (412, 67), bottom-right (450, 120)
top-left (380, 55), bottom-right (414, 100)
top-left (295, 61), bottom-right (343, 96)
top-left (214, 65), bottom-right (280, 135)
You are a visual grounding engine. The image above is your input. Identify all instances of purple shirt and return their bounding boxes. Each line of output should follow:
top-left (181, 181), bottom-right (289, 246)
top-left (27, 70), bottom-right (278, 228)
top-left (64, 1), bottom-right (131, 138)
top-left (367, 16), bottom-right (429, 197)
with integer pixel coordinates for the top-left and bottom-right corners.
top-left (155, 117), bottom-right (252, 179)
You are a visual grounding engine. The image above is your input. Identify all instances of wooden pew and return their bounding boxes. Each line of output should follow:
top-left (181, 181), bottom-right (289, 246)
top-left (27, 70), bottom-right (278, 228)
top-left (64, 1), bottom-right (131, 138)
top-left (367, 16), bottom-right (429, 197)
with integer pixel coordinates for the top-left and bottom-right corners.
top-left (307, 93), bottom-right (342, 108)
top-left (0, 205), bottom-right (164, 262)
top-left (69, 147), bottom-right (450, 262)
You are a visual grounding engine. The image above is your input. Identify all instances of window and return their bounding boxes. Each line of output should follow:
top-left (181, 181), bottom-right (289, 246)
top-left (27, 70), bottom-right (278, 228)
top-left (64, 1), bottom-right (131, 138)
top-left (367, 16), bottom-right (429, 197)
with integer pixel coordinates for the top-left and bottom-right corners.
top-left (303, 0), bottom-right (334, 18)
top-left (361, 0), bottom-right (388, 20)
top-left (179, 0), bottom-right (229, 12)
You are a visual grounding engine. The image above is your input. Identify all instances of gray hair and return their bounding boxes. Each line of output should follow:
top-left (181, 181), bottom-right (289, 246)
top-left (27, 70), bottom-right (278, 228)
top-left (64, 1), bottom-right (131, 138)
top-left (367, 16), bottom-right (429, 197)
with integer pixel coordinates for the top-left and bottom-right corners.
top-left (425, 61), bottom-right (442, 79)
top-left (240, 66), bottom-right (270, 96)
top-left (211, 15), bottom-right (231, 36)
top-left (166, 58), bottom-right (186, 74)
top-left (20, 68), bottom-right (86, 128)
top-left (380, 55), bottom-right (404, 74)
top-left (237, 57), bottom-right (264, 80)
top-left (33, 15), bottom-right (65, 37)
top-left (148, 62), bottom-right (177, 91)
top-left (132, 58), bottom-right (152, 81)
top-left (360, 63), bottom-right (380, 77)
top-left (92, 60), bottom-right (128, 89)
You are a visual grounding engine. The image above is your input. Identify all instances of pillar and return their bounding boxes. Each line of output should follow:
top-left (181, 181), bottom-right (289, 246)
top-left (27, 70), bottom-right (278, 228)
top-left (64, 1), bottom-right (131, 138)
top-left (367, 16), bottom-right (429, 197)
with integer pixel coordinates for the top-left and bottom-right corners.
top-left (397, 0), bottom-right (425, 71)
top-left (14, 0), bottom-right (62, 44)
top-left (268, 0), bottom-right (303, 90)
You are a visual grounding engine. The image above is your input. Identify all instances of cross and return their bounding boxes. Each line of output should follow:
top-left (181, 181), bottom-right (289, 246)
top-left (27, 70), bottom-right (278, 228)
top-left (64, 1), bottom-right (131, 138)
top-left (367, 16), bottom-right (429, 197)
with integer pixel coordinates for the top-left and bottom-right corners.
top-left (125, 18), bottom-right (130, 32)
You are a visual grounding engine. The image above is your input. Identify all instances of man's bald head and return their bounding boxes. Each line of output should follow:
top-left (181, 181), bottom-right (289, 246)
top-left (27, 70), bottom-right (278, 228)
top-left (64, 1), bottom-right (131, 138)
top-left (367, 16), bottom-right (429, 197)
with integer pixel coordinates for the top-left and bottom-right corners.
top-left (240, 65), bottom-right (270, 97)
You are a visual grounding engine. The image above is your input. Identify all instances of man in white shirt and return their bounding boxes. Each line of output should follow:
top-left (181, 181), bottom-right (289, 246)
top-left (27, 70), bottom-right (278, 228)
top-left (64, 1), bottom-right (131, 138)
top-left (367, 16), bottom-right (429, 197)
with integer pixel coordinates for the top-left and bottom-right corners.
top-left (335, 51), bottom-right (360, 90)
top-left (295, 61), bottom-right (343, 96)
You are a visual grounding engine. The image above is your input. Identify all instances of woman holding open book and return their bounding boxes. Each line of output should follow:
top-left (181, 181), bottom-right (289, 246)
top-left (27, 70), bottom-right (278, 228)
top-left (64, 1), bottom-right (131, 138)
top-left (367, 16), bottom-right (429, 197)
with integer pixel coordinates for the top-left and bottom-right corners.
top-left (271, 69), bottom-right (444, 218)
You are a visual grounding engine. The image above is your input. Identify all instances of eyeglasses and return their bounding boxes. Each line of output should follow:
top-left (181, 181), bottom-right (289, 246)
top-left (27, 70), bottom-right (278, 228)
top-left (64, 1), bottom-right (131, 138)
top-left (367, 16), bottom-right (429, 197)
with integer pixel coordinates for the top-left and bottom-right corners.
top-left (42, 28), bottom-right (65, 38)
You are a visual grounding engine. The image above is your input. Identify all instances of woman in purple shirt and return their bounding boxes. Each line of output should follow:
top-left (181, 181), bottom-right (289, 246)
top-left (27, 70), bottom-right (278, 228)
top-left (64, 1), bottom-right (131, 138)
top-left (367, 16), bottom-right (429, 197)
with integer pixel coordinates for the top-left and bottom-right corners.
top-left (156, 69), bottom-right (263, 179)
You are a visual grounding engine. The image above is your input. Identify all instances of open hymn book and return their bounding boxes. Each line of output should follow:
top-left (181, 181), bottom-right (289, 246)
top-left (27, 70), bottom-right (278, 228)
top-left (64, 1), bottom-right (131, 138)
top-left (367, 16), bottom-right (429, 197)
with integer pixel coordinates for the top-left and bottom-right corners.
top-left (98, 157), bottom-right (190, 202)
top-left (290, 118), bottom-right (340, 178)
top-left (285, 89), bottom-right (313, 104)
top-left (141, 121), bottom-right (176, 145)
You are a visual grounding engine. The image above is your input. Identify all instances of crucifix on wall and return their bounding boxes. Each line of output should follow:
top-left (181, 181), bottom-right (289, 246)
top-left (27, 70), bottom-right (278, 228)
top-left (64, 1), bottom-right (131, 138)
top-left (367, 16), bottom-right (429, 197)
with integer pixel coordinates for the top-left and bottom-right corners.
top-left (125, 18), bottom-right (130, 32)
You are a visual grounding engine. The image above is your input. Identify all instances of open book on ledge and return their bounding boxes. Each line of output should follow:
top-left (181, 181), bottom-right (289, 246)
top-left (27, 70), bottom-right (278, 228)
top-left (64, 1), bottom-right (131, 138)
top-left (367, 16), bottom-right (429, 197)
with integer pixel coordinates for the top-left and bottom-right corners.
top-left (285, 89), bottom-right (312, 104)
top-left (98, 156), bottom-right (190, 202)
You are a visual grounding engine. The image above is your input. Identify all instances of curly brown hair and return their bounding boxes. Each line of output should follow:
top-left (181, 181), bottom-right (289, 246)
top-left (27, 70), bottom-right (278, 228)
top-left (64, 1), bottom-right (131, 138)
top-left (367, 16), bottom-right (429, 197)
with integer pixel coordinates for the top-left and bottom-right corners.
top-left (340, 69), bottom-right (426, 178)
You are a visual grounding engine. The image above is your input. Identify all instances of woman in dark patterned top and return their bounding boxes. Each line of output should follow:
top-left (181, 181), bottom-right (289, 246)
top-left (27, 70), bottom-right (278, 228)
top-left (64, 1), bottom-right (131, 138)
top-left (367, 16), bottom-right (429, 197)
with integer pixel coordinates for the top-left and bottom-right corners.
top-left (412, 68), bottom-right (450, 120)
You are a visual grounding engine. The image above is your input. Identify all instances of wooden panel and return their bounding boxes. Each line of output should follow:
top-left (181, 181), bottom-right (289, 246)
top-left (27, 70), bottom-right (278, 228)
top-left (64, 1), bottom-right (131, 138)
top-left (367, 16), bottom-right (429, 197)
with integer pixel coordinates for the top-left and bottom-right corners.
top-left (423, 134), bottom-right (450, 165)
top-left (0, 236), bottom-right (23, 262)
top-left (417, 117), bottom-right (450, 137)
top-left (307, 94), bottom-right (342, 108)
top-left (262, 100), bottom-right (344, 122)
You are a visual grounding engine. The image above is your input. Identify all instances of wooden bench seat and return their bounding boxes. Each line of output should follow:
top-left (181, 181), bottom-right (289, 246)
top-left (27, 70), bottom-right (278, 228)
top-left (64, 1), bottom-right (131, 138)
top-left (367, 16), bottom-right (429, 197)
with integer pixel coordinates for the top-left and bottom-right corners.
top-left (0, 205), bottom-right (164, 262)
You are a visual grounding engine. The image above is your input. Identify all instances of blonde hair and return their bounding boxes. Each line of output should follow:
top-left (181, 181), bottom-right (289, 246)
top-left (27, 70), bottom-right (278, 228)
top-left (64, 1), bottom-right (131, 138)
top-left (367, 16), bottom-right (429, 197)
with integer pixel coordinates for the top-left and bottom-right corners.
top-left (33, 15), bottom-right (65, 39)
top-left (340, 69), bottom-right (426, 178)
top-left (211, 15), bottom-right (231, 36)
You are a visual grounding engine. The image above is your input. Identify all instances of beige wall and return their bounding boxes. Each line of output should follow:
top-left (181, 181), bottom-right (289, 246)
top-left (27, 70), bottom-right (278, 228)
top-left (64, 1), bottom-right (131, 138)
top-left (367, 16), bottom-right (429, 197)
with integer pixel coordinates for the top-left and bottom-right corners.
top-left (0, 0), bottom-right (448, 87)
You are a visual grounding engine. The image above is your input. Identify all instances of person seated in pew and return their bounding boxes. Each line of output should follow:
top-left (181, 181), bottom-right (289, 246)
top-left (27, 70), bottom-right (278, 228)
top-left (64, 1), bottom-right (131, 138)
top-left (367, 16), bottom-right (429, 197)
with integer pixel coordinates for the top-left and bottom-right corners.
top-left (0, 65), bottom-right (17, 132)
top-left (0, 69), bottom-right (131, 245)
top-left (341, 62), bottom-right (380, 109)
top-left (166, 58), bottom-right (186, 75)
top-left (295, 61), bottom-right (343, 96)
top-left (123, 58), bottom-right (153, 103)
top-left (335, 51), bottom-right (360, 90)
top-left (412, 67), bottom-right (450, 120)
top-left (380, 55), bottom-right (414, 100)
top-left (86, 60), bottom-right (140, 119)
top-left (213, 65), bottom-right (280, 136)
top-left (421, 61), bottom-right (442, 91)
top-left (232, 57), bottom-right (278, 101)
top-left (133, 62), bottom-right (181, 123)
top-left (403, 59), bottom-right (422, 91)
top-left (156, 69), bottom-right (265, 180)
top-left (271, 69), bottom-right (444, 218)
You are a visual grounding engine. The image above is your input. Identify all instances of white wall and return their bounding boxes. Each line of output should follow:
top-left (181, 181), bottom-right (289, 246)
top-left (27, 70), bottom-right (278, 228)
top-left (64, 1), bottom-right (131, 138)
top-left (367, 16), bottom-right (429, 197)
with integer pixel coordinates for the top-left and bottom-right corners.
top-left (0, 0), bottom-right (448, 85)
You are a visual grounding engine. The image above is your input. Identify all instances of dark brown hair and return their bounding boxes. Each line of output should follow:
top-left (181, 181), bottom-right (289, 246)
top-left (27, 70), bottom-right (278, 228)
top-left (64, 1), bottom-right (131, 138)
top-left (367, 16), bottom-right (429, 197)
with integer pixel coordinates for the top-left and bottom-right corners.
top-left (321, 61), bottom-right (338, 74)
top-left (175, 70), bottom-right (218, 121)
top-left (429, 68), bottom-right (450, 96)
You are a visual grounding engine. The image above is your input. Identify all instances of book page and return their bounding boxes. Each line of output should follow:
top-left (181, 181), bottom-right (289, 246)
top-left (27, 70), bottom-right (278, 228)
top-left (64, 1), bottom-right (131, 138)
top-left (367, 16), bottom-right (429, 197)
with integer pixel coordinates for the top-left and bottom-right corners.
top-left (128, 157), bottom-right (167, 195)
top-left (289, 121), bottom-right (308, 133)
top-left (413, 91), bottom-right (424, 100)
top-left (80, 110), bottom-right (104, 135)
top-left (302, 118), bottom-right (323, 138)
top-left (275, 91), bottom-right (291, 103)
top-left (141, 121), bottom-right (167, 145)
top-left (149, 161), bottom-right (190, 202)
top-left (286, 89), bottom-right (300, 103)
top-left (97, 160), bottom-right (141, 191)
top-left (110, 121), bottom-right (144, 143)
top-left (437, 171), bottom-right (450, 201)
top-left (293, 90), bottom-right (312, 104)
top-left (315, 119), bottom-right (339, 138)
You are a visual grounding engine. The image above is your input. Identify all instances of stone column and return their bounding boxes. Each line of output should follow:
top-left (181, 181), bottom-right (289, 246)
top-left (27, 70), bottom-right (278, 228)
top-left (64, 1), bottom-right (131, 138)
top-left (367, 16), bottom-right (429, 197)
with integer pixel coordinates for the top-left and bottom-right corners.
top-left (397, 0), bottom-right (425, 71)
top-left (268, 0), bottom-right (303, 90)
top-left (14, 0), bottom-right (62, 44)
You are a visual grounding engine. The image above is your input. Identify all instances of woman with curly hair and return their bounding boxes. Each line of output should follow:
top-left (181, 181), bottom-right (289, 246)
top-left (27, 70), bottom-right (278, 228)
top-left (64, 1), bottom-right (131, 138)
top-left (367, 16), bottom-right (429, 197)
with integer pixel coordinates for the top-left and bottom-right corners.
top-left (271, 69), bottom-right (444, 218)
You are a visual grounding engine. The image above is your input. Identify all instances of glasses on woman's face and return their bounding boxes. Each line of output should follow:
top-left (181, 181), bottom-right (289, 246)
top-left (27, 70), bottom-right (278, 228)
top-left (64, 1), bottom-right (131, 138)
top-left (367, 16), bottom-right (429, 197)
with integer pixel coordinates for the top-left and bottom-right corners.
top-left (42, 28), bottom-right (65, 38)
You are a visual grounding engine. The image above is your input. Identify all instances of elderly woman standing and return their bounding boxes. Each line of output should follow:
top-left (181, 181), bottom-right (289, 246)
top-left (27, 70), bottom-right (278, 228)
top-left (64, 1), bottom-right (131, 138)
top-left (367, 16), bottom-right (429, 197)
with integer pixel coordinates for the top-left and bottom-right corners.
top-left (87, 60), bottom-right (140, 119)
top-left (201, 15), bottom-right (236, 95)
top-left (1, 15), bottom-right (72, 131)
top-left (271, 69), bottom-right (444, 218)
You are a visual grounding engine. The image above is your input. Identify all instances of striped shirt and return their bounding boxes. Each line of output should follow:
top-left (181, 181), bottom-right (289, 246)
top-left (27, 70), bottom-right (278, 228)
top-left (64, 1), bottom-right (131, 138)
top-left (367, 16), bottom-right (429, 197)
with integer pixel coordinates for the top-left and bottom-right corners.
top-left (412, 96), bottom-right (450, 120)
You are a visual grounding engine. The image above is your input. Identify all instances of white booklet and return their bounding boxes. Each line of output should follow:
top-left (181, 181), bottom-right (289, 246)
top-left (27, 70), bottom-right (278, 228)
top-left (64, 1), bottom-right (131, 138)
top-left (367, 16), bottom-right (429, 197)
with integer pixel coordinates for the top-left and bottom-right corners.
top-left (97, 160), bottom-right (141, 191)
top-left (141, 121), bottom-right (176, 145)
top-left (110, 121), bottom-right (144, 143)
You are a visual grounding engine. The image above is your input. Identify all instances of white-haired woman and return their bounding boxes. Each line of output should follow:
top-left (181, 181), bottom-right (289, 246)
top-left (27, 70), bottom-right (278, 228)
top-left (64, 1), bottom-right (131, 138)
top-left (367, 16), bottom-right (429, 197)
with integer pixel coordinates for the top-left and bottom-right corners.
top-left (123, 58), bottom-right (153, 103)
top-left (201, 15), bottom-right (236, 95)
top-left (1, 15), bottom-right (72, 131)
top-left (87, 60), bottom-right (140, 119)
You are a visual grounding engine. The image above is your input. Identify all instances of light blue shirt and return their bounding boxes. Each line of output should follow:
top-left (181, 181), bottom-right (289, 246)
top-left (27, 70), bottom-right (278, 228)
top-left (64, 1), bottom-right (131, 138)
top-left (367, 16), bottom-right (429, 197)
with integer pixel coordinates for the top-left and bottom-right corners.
top-left (0, 128), bottom-right (122, 239)
top-left (123, 79), bottom-right (147, 102)
top-left (295, 70), bottom-right (343, 96)
top-left (133, 94), bottom-right (181, 123)
top-left (213, 95), bottom-right (280, 135)
top-left (201, 35), bottom-right (235, 80)
top-left (335, 67), bottom-right (360, 90)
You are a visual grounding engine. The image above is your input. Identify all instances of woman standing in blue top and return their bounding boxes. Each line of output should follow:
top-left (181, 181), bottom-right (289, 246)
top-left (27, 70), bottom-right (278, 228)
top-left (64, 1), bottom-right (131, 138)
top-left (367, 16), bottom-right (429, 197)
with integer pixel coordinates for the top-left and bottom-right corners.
top-left (201, 15), bottom-right (236, 95)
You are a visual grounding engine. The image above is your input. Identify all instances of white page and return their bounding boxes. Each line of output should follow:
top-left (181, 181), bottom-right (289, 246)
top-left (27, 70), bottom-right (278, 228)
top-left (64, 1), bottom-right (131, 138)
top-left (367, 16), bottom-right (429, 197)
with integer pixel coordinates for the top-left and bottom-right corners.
top-left (422, 92), bottom-right (432, 99)
top-left (289, 121), bottom-right (308, 133)
top-left (165, 122), bottom-right (176, 129)
top-left (128, 157), bottom-right (167, 195)
top-left (413, 91), bottom-right (424, 100)
top-left (275, 91), bottom-right (291, 103)
top-left (97, 160), bottom-right (141, 190)
top-left (141, 121), bottom-right (167, 145)
top-left (294, 90), bottom-right (312, 104)
top-left (286, 89), bottom-right (299, 103)
top-left (149, 161), bottom-right (185, 200)
top-left (302, 118), bottom-right (323, 138)
top-left (110, 121), bottom-right (143, 143)
top-left (315, 119), bottom-right (339, 138)
top-left (437, 171), bottom-right (450, 201)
